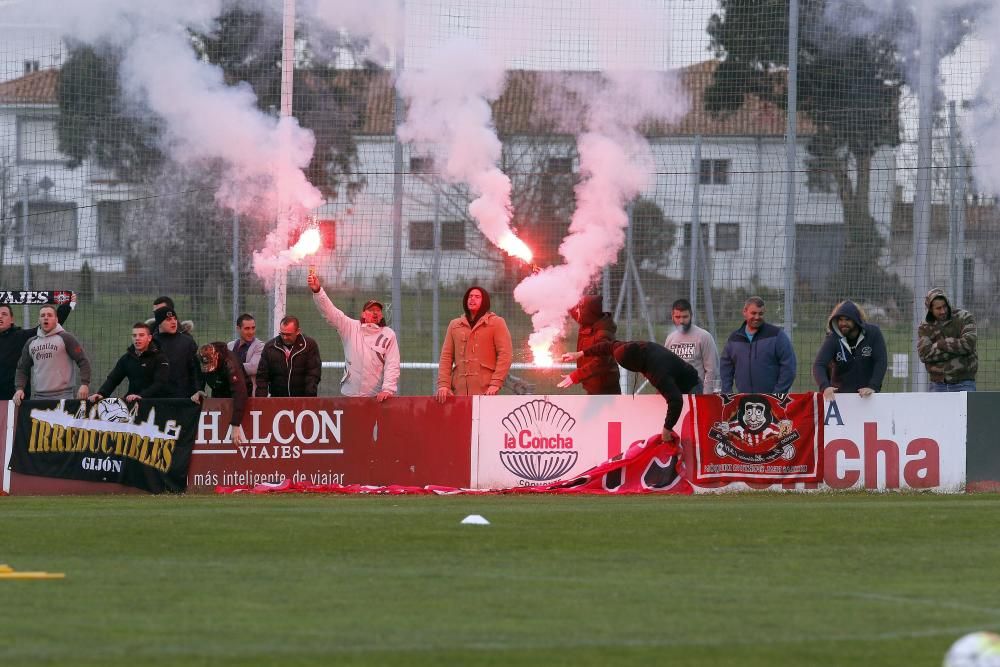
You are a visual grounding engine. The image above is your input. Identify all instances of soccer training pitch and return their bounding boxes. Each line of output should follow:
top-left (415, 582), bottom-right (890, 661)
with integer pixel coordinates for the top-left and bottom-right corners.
top-left (1, 493), bottom-right (998, 666)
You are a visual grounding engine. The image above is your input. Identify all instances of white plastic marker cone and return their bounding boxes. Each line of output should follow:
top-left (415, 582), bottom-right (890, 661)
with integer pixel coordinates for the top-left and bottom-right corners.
top-left (461, 514), bottom-right (490, 525)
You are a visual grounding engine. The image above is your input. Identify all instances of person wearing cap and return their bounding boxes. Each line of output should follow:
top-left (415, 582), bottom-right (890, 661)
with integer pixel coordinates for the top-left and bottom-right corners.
top-left (307, 272), bottom-right (399, 401)
top-left (193, 342), bottom-right (248, 445)
top-left (152, 296), bottom-right (199, 399)
top-left (436, 285), bottom-right (513, 402)
top-left (89, 322), bottom-right (170, 403)
top-left (255, 316), bottom-right (322, 398)
top-left (560, 340), bottom-right (699, 443)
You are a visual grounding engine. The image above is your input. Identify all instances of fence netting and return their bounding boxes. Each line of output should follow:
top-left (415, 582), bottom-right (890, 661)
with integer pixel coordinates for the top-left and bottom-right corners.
top-left (0, 0), bottom-right (995, 396)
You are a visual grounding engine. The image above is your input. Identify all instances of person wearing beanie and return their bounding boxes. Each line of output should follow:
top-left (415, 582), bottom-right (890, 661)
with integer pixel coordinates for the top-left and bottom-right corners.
top-left (917, 288), bottom-right (978, 392)
top-left (152, 297), bottom-right (200, 399)
top-left (561, 339), bottom-right (699, 442)
top-left (436, 285), bottom-right (512, 401)
top-left (307, 272), bottom-right (398, 400)
top-left (564, 294), bottom-right (620, 395)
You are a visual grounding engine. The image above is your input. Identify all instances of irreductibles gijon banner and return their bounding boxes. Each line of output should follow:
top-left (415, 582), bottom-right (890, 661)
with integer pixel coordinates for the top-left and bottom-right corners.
top-left (682, 392), bottom-right (824, 485)
top-left (9, 398), bottom-right (202, 493)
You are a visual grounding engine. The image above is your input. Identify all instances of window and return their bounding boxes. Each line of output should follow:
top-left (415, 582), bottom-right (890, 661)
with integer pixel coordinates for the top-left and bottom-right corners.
top-left (807, 166), bottom-right (836, 193)
top-left (410, 156), bottom-right (434, 173)
top-left (715, 223), bottom-right (740, 251)
top-left (11, 201), bottom-right (77, 250)
top-left (546, 157), bottom-right (574, 174)
top-left (17, 117), bottom-right (64, 163)
top-left (24, 60), bottom-right (40, 74)
top-left (97, 201), bottom-right (123, 252)
top-left (699, 159), bottom-right (730, 185)
top-left (681, 223), bottom-right (709, 248)
top-left (409, 221), bottom-right (466, 251)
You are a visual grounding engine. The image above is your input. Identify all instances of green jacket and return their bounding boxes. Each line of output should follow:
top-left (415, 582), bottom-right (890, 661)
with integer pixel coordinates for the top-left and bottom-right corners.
top-left (917, 288), bottom-right (977, 383)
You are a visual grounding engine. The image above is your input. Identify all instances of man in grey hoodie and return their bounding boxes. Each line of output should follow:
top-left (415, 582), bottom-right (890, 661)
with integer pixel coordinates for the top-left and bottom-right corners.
top-left (664, 298), bottom-right (719, 394)
top-left (13, 304), bottom-right (91, 405)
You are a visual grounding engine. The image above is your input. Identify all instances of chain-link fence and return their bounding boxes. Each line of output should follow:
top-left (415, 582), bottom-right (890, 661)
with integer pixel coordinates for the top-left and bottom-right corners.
top-left (0, 0), bottom-right (996, 396)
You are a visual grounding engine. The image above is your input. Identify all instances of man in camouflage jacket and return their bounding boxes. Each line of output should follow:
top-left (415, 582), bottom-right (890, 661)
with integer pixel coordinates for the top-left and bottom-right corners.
top-left (917, 288), bottom-right (978, 392)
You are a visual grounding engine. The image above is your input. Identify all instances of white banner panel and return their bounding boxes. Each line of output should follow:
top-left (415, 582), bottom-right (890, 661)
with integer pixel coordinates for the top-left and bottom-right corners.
top-left (472, 394), bottom-right (685, 489)
top-left (471, 393), bottom-right (966, 493)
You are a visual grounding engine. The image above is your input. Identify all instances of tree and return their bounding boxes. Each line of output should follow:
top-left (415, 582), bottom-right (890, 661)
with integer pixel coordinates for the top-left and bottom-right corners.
top-left (705, 0), bottom-right (971, 301)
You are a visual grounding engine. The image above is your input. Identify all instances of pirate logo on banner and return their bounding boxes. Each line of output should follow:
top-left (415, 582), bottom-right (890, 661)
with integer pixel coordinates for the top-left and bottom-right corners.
top-left (708, 394), bottom-right (801, 464)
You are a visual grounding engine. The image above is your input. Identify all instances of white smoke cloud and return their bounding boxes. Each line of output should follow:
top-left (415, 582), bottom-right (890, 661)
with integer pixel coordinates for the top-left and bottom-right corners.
top-left (396, 37), bottom-right (530, 261)
top-left (12, 0), bottom-right (325, 285)
top-left (514, 69), bottom-right (689, 360)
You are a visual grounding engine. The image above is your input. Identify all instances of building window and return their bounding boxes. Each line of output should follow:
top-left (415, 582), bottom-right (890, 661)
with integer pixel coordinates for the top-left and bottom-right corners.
top-left (17, 117), bottom-right (64, 163)
top-left (410, 156), bottom-right (434, 174)
top-left (715, 223), bottom-right (740, 251)
top-left (699, 159), bottom-right (730, 185)
top-left (11, 201), bottom-right (77, 251)
top-left (807, 166), bottom-right (836, 193)
top-left (546, 157), bottom-right (574, 174)
top-left (681, 223), bottom-right (710, 248)
top-left (409, 221), bottom-right (466, 251)
top-left (97, 201), bottom-right (123, 252)
top-left (24, 60), bottom-right (40, 74)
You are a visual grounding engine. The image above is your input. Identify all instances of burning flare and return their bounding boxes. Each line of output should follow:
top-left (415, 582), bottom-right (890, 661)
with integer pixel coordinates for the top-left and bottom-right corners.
top-left (528, 326), bottom-right (560, 367)
top-left (498, 232), bottom-right (533, 264)
top-left (289, 227), bottom-right (321, 261)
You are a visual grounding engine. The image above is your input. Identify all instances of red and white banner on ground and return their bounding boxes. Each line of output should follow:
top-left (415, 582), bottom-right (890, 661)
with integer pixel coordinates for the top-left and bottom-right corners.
top-left (682, 392), bottom-right (824, 485)
top-left (216, 434), bottom-right (692, 496)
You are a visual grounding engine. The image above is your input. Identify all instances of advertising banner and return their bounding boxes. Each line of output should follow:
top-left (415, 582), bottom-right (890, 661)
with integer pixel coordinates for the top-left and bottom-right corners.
top-left (187, 397), bottom-right (473, 491)
top-left (683, 392), bottom-right (823, 485)
top-left (818, 392), bottom-right (965, 491)
top-left (9, 398), bottom-right (201, 493)
top-left (472, 394), bottom-right (680, 488)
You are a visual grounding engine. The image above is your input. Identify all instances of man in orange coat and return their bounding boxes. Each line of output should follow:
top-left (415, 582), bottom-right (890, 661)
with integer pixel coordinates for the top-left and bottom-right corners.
top-left (436, 286), bottom-right (513, 402)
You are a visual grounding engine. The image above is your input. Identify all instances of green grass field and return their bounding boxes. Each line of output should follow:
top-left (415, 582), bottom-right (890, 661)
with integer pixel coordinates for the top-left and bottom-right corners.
top-left (2, 494), bottom-right (999, 666)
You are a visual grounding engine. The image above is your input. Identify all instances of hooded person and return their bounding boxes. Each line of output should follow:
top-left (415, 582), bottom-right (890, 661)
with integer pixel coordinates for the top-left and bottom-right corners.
top-left (812, 301), bottom-right (888, 401)
top-left (308, 272), bottom-right (399, 400)
top-left (563, 294), bottom-right (620, 395)
top-left (664, 298), bottom-right (719, 394)
top-left (917, 288), bottom-right (978, 392)
top-left (0, 295), bottom-right (75, 400)
top-left (192, 342), bottom-right (248, 445)
top-left (436, 285), bottom-right (513, 401)
top-left (561, 339), bottom-right (698, 442)
top-left (13, 304), bottom-right (91, 404)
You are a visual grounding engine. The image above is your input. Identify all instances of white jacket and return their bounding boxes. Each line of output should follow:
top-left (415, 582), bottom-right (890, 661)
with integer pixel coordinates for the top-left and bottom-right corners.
top-left (312, 288), bottom-right (400, 397)
top-left (227, 337), bottom-right (265, 394)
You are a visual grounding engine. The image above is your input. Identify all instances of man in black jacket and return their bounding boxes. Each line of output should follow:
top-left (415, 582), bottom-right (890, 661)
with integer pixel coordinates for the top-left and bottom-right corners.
top-left (255, 316), bottom-right (322, 397)
top-left (562, 339), bottom-right (699, 442)
top-left (90, 322), bottom-right (170, 402)
top-left (0, 296), bottom-right (74, 399)
top-left (194, 342), bottom-right (248, 446)
top-left (152, 298), bottom-right (199, 399)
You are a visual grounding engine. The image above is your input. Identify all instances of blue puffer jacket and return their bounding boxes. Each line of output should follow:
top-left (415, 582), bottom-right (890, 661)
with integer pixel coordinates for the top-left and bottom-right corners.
top-left (720, 322), bottom-right (797, 394)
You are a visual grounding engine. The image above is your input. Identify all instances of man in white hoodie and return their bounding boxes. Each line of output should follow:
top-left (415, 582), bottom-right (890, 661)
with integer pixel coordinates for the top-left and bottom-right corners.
top-left (663, 298), bottom-right (719, 394)
top-left (307, 272), bottom-right (400, 401)
top-left (13, 305), bottom-right (91, 405)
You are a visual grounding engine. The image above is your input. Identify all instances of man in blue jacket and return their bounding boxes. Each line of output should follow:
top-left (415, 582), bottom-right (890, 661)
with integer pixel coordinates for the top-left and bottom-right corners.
top-left (812, 301), bottom-right (887, 401)
top-left (720, 296), bottom-right (797, 394)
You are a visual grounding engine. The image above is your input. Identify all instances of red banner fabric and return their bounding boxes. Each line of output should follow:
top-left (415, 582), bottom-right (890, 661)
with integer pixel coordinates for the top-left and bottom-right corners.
top-left (681, 392), bottom-right (824, 485)
top-left (215, 433), bottom-right (693, 496)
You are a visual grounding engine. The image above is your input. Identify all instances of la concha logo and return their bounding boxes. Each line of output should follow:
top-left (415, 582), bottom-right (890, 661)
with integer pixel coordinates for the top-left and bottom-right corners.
top-left (498, 398), bottom-right (578, 482)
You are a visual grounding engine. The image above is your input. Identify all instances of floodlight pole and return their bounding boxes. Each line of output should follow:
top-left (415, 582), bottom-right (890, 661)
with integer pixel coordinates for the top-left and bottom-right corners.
top-left (21, 177), bottom-right (30, 326)
top-left (272, 0), bottom-right (296, 336)
top-left (783, 0), bottom-right (798, 341)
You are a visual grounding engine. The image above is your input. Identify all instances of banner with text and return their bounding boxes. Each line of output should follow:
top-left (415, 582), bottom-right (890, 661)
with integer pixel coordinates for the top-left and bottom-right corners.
top-left (472, 394), bottom-right (681, 489)
top-left (187, 397), bottom-right (473, 491)
top-left (0, 290), bottom-right (73, 305)
top-left (9, 398), bottom-right (201, 493)
top-left (682, 392), bottom-right (824, 485)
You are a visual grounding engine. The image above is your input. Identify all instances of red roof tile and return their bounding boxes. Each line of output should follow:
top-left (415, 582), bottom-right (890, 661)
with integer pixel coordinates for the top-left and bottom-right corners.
top-left (0, 69), bottom-right (58, 104)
